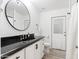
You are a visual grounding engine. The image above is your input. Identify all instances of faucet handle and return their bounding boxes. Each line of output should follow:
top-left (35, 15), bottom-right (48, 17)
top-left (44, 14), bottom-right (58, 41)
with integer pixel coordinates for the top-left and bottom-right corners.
top-left (27, 33), bottom-right (30, 38)
top-left (20, 35), bottom-right (23, 41)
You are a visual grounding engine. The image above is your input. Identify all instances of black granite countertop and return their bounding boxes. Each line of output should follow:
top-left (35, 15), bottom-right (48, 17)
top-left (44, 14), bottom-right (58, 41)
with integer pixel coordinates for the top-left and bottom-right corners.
top-left (1, 36), bottom-right (44, 59)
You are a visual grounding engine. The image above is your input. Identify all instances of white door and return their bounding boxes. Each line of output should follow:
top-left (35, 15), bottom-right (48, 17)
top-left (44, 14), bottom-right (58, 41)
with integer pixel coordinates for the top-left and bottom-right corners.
top-left (51, 16), bottom-right (66, 50)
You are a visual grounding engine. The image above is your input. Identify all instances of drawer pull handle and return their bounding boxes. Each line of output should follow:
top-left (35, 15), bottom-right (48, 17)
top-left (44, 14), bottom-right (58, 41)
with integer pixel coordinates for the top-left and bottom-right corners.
top-left (36, 44), bottom-right (38, 49)
top-left (16, 56), bottom-right (20, 59)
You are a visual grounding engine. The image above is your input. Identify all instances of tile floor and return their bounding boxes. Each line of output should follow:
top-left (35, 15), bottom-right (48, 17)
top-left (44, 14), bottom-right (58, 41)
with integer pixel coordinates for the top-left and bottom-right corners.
top-left (43, 48), bottom-right (66, 59)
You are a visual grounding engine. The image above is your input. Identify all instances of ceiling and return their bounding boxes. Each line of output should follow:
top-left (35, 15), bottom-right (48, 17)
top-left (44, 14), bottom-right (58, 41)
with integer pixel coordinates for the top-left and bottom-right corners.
top-left (29, 0), bottom-right (69, 12)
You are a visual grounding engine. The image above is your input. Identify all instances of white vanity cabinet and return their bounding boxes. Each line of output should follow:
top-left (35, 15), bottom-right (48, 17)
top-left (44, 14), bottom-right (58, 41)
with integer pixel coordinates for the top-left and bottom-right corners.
top-left (5, 49), bottom-right (25, 59)
top-left (34, 39), bottom-right (44, 59)
top-left (26, 39), bottom-right (44, 59)
top-left (5, 39), bottom-right (44, 59)
top-left (25, 43), bottom-right (35, 59)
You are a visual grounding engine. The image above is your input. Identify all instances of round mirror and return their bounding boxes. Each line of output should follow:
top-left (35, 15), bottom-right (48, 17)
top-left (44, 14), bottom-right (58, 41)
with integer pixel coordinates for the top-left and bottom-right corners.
top-left (5, 0), bottom-right (30, 31)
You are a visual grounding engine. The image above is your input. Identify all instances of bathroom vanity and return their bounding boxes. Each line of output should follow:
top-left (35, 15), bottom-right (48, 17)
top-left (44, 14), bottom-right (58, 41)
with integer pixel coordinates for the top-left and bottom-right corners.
top-left (1, 35), bottom-right (44, 59)
top-left (1, 0), bottom-right (45, 59)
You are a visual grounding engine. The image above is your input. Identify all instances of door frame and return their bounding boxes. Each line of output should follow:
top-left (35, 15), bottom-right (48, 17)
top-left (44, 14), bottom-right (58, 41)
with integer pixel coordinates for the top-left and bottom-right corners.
top-left (51, 16), bottom-right (67, 51)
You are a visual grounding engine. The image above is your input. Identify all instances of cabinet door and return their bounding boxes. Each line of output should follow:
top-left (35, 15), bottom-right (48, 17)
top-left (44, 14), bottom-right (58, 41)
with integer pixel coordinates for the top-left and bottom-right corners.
top-left (40, 39), bottom-right (44, 58)
top-left (25, 40), bottom-right (44, 59)
top-left (34, 42), bottom-right (40, 59)
top-left (34, 40), bottom-right (44, 59)
top-left (5, 49), bottom-right (25, 59)
top-left (25, 44), bottom-right (35, 59)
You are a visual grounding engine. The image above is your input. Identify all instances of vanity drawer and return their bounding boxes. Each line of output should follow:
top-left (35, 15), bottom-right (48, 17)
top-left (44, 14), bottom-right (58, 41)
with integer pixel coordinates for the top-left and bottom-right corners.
top-left (5, 49), bottom-right (24, 59)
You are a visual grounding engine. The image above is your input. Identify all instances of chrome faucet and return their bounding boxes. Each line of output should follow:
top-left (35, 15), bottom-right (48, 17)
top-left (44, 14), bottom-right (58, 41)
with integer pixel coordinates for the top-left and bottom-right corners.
top-left (20, 35), bottom-right (24, 41)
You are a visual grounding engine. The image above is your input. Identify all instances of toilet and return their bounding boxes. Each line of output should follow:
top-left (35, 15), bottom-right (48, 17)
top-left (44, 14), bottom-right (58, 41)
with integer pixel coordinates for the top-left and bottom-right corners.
top-left (44, 43), bottom-right (51, 55)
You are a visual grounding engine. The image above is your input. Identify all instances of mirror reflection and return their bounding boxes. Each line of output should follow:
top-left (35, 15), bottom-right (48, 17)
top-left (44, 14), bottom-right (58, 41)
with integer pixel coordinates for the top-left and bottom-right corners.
top-left (5, 0), bottom-right (30, 31)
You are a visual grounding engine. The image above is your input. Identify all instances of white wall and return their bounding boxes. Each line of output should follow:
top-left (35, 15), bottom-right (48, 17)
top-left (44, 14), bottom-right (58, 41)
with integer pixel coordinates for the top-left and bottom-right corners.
top-left (40, 9), bottom-right (69, 47)
top-left (71, 0), bottom-right (77, 5)
top-left (0, 0), bottom-right (40, 37)
top-left (66, 3), bottom-right (78, 59)
top-left (0, 0), bottom-right (3, 6)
